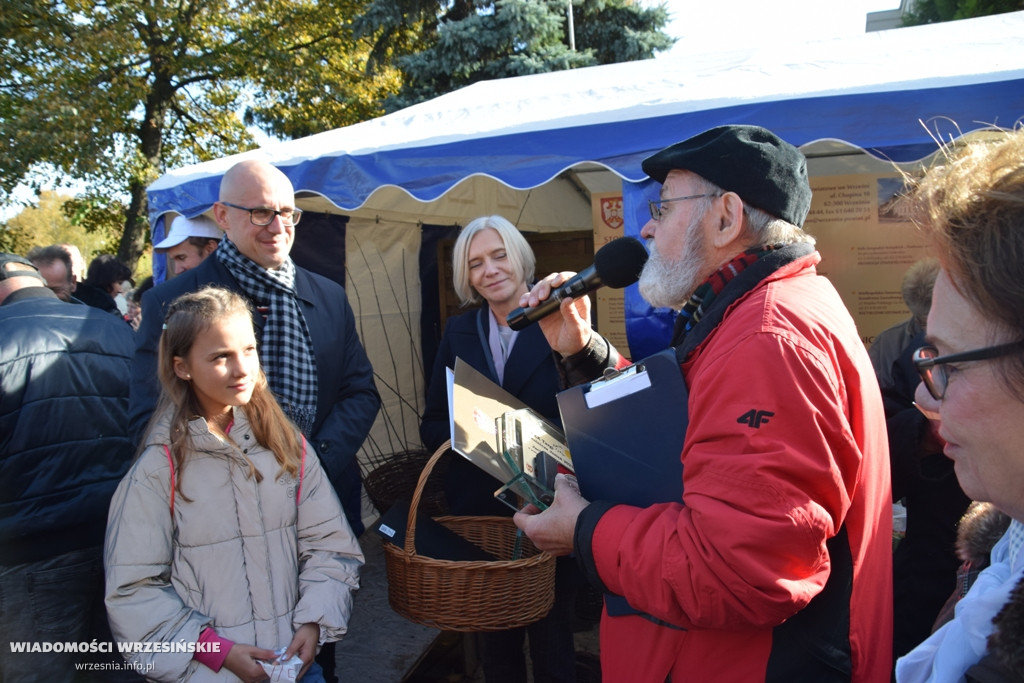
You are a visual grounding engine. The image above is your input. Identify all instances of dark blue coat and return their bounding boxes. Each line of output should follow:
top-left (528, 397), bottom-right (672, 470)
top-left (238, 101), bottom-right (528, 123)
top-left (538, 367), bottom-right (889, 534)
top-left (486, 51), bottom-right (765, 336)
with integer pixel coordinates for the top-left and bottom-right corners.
top-left (0, 288), bottom-right (135, 564)
top-left (420, 306), bottom-right (561, 515)
top-left (129, 253), bottom-right (380, 532)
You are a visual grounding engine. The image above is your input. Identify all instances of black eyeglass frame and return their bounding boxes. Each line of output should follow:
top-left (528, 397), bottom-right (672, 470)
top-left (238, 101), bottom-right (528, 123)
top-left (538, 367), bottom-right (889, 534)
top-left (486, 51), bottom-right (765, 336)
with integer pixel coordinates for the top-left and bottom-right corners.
top-left (647, 193), bottom-right (720, 221)
top-left (220, 201), bottom-right (303, 226)
top-left (912, 341), bottom-right (1024, 400)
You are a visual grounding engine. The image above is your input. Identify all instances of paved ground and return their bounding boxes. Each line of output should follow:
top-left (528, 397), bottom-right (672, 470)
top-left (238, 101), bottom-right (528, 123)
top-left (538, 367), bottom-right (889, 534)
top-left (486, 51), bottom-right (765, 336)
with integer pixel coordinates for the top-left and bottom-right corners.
top-left (335, 529), bottom-right (600, 682)
top-left (334, 530), bottom-right (439, 682)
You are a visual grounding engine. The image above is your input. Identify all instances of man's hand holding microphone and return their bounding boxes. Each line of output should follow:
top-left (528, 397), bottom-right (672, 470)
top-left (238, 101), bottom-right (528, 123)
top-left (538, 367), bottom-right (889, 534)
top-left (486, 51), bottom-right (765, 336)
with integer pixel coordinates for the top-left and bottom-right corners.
top-left (510, 236), bottom-right (648, 553)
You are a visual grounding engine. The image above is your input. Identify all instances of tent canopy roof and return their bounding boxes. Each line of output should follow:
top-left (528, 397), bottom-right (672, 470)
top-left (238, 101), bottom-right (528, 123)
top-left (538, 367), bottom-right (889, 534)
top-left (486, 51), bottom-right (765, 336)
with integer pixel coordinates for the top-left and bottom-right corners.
top-left (148, 11), bottom-right (1024, 222)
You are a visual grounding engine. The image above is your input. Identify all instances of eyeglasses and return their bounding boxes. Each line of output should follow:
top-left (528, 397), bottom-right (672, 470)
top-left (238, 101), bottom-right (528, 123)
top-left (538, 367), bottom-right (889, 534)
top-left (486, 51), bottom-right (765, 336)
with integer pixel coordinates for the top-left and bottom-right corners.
top-left (221, 201), bottom-right (302, 226)
top-left (647, 193), bottom-right (719, 221)
top-left (912, 341), bottom-right (1024, 400)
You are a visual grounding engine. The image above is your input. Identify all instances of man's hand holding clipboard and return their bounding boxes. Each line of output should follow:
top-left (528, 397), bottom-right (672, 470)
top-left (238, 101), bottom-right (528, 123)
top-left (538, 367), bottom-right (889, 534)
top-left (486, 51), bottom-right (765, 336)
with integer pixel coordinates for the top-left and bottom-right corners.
top-left (514, 474), bottom-right (588, 557)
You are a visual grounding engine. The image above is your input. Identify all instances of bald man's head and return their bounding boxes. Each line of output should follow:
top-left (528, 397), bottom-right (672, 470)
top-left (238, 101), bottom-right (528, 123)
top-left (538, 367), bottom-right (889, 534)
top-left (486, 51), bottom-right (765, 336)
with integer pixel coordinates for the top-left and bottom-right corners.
top-left (213, 160), bottom-right (298, 270)
top-left (219, 160), bottom-right (294, 202)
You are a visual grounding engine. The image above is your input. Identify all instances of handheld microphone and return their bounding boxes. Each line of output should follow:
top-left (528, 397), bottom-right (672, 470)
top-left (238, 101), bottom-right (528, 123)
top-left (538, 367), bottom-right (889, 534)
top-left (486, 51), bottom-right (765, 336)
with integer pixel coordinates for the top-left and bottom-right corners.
top-left (506, 236), bottom-right (649, 331)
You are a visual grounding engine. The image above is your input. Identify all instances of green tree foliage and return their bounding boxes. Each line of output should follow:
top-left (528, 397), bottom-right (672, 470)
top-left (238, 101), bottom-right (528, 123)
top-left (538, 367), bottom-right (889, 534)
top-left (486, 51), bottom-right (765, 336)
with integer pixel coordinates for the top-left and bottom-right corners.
top-left (241, 3), bottom-right (402, 139)
top-left (0, 222), bottom-right (33, 256)
top-left (1, 191), bottom-right (115, 266)
top-left (902, 0), bottom-right (1024, 24)
top-left (1, 0), bottom-right (397, 272)
top-left (354, 0), bottom-right (674, 112)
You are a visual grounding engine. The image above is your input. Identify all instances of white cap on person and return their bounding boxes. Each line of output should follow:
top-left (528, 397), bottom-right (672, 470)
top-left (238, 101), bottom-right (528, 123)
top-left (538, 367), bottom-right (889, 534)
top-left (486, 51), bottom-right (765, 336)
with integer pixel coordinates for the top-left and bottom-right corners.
top-left (154, 215), bottom-right (222, 251)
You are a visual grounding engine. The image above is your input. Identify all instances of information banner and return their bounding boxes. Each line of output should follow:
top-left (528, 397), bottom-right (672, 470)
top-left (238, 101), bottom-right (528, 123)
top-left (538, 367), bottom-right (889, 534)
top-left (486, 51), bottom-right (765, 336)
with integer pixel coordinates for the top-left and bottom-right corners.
top-left (806, 173), bottom-right (930, 347)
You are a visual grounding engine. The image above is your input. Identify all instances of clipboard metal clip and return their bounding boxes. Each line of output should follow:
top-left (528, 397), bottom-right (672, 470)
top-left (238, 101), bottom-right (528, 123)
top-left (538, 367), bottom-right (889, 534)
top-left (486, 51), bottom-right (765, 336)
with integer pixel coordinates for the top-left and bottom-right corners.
top-left (601, 366), bottom-right (624, 381)
top-left (585, 362), bottom-right (652, 408)
top-left (600, 358), bottom-right (650, 383)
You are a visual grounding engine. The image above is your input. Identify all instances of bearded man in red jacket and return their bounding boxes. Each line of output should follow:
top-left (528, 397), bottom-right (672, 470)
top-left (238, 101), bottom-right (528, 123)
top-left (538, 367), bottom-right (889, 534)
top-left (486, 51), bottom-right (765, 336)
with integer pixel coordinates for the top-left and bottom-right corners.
top-left (515, 125), bottom-right (893, 682)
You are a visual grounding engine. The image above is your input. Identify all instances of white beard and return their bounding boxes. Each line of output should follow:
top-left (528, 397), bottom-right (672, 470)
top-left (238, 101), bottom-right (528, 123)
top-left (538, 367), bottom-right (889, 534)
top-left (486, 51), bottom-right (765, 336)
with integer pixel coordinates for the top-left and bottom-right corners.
top-left (638, 219), bottom-right (709, 310)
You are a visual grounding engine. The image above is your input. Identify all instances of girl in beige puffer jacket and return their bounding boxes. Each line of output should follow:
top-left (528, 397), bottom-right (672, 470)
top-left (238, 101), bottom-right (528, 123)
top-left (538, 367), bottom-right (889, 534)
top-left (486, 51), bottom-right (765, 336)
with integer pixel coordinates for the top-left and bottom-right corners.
top-left (104, 286), bottom-right (363, 682)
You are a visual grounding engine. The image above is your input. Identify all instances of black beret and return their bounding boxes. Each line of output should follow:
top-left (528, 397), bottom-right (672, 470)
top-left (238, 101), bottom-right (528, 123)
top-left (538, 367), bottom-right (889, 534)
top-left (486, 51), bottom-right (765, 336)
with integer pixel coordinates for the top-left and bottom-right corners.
top-left (641, 125), bottom-right (812, 228)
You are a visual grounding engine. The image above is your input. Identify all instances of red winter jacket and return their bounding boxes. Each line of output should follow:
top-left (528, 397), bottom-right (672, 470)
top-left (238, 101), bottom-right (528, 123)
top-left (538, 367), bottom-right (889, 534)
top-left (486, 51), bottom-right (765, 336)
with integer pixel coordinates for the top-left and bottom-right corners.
top-left (571, 252), bottom-right (892, 682)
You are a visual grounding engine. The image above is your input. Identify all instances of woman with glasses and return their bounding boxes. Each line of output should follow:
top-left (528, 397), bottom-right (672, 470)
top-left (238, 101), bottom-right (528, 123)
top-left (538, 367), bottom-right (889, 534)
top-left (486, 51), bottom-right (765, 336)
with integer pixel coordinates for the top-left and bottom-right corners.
top-left (895, 129), bottom-right (1024, 682)
top-left (876, 259), bottom-right (972, 670)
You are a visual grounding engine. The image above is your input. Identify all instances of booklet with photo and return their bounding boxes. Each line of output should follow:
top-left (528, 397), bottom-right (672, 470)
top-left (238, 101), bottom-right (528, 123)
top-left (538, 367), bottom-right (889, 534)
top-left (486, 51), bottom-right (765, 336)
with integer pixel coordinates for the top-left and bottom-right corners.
top-left (449, 358), bottom-right (571, 510)
top-left (495, 410), bottom-right (559, 511)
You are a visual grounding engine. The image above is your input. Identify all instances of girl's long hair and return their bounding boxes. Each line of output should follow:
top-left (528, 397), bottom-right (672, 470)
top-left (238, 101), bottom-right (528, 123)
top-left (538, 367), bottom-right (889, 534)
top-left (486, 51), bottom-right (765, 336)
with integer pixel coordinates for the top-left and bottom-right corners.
top-left (153, 285), bottom-right (303, 500)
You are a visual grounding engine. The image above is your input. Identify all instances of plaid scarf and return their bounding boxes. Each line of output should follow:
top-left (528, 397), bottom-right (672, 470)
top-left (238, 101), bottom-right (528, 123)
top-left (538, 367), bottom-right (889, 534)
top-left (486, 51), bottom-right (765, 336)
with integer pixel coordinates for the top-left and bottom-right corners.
top-left (672, 243), bottom-right (814, 351)
top-left (673, 249), bottom-right (766, 341)
top-left (216, 239), bottom-right (318, 436)
top-left (1009, 519), bottom-right (1024, 568)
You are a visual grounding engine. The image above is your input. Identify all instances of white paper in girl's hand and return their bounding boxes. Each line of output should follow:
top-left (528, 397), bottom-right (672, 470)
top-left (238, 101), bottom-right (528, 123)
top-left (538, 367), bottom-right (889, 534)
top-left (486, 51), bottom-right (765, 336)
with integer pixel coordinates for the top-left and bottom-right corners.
top-left (259, 648), bottom-right (303, 682)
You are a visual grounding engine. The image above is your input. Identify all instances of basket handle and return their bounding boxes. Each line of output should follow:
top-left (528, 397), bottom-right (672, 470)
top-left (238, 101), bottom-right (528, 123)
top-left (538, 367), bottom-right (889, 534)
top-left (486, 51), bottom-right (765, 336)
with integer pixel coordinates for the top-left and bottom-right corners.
top-left (404, 440), bottom-right (452, 556)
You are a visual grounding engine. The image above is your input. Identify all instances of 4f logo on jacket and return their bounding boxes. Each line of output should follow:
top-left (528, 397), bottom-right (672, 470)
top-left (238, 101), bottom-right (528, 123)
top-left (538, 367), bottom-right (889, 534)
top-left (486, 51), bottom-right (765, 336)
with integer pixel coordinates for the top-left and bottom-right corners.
top-left (737, 409), bottom-right (774, 428)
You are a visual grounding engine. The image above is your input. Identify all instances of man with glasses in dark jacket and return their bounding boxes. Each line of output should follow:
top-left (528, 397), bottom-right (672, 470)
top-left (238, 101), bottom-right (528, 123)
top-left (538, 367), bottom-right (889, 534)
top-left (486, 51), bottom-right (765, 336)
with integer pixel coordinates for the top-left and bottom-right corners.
top-left (130, 160), bottom-right (380, 683)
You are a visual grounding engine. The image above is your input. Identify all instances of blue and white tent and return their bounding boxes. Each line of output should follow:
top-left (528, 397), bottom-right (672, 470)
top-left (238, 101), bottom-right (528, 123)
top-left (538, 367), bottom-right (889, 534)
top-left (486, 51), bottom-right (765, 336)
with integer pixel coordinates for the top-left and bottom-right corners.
top-left (148, 11), bottom-right (1024, 226)
top-left (146, 12), bottom-right (1024, 471)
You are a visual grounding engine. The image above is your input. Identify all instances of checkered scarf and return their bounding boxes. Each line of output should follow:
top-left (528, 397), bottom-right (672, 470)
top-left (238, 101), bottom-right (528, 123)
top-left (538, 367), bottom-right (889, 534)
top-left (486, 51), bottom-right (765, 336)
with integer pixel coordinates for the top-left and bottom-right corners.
top-left (1009, 519), bottom-right (1024, 568)
top-left (672, 249), bottom-right (764, 341)
top-left (216, 239), bottom-right (318, 436)
top-left (672, 242), bottom-right (816, 352)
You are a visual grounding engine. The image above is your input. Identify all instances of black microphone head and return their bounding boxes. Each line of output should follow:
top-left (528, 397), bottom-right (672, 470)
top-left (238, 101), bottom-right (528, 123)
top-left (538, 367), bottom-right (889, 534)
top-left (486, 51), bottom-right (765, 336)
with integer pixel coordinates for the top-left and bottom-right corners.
top-left (593, 237), bottom-right (649, 289)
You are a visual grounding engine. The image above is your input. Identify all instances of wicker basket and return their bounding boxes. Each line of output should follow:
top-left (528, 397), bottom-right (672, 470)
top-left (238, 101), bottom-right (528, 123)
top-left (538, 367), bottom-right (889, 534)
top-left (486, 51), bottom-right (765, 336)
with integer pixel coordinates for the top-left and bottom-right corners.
top-left (363, 448), bottom-right (448, 516)
top-left (382, 441), bottom-right (556, 632)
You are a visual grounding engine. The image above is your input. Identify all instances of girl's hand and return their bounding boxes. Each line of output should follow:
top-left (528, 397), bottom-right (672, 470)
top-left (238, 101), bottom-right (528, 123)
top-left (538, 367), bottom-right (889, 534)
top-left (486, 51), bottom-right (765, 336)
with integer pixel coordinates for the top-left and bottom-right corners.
top-left (222, 643), bottom-right (277, 683)
top-left (285, 623), bottom-right (320, 680)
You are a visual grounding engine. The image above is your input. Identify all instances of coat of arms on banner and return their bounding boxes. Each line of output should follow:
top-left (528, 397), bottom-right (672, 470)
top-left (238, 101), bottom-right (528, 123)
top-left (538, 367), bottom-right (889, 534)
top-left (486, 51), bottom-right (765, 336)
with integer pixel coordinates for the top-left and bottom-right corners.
top-left (600, 196), bottom-right (624, 230)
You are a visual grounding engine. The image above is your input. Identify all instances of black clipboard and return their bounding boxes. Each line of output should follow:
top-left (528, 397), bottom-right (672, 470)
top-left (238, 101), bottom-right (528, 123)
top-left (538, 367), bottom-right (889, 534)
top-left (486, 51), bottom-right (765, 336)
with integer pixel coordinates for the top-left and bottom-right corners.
top-left (556, 346), bottom-right (686, 507)
top-left (556, 346), bottom-right (688, 619)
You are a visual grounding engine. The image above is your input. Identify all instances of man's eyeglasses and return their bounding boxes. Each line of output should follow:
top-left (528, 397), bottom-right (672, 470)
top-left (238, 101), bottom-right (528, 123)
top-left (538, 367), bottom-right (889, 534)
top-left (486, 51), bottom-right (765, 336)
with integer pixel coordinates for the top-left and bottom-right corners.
top-left (912, 341), bottom-right (1024, 400)
top-left (221, 201), bottom-right (302, 226)
top-left (647, 193), bottom-right (720, 221)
